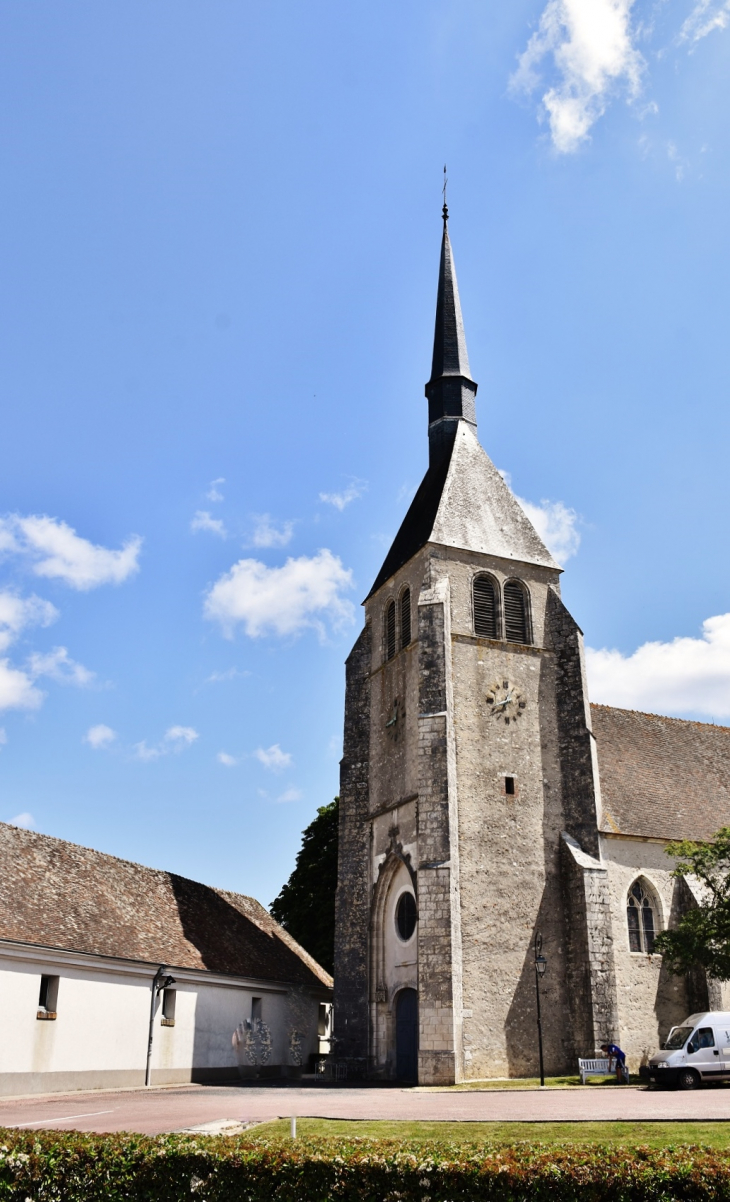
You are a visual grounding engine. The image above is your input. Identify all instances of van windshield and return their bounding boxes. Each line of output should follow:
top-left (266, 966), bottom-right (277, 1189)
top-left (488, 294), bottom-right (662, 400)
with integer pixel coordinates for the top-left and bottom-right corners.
top-left (664, 1025), bottom-right (694, 1050)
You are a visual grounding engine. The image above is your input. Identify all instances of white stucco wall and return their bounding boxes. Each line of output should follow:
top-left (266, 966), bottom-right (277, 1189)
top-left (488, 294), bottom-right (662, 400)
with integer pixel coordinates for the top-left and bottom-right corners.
top-left (0, 940), bottom-right (325, 1096)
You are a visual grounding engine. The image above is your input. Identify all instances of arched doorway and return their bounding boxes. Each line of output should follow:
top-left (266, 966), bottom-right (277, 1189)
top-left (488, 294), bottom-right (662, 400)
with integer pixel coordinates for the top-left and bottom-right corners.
top-left (395, 988), bottom-right (418, 1082)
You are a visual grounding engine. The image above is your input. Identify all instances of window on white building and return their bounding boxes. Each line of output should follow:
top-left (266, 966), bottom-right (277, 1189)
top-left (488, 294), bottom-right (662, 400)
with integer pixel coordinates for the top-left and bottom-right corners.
top-left (161, 988), bottom-right (176, 1026)
top-left (37, 974), bottom-right (59, 1019)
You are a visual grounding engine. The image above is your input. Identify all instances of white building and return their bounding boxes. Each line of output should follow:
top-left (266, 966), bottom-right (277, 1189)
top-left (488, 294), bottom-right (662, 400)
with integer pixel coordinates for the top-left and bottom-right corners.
top-left (0, 822), bottom-right (332, 1096)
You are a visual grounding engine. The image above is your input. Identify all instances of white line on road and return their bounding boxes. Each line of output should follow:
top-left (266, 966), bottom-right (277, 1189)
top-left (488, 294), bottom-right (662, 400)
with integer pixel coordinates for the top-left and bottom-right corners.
top-left (10, 1110), bottom-right (115, 1127)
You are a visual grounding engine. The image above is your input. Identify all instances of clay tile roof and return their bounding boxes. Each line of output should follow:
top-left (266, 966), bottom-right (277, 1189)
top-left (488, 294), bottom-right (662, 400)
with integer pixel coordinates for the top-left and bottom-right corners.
top-left (591, 704), bottom-right (730, 842)
top-left (0, 822), bottom-right (332, 990)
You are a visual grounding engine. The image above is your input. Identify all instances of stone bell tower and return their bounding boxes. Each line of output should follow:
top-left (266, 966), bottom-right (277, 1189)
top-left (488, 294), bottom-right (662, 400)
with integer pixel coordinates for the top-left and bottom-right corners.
top-left (333, 204), bottom-right (614, 1084)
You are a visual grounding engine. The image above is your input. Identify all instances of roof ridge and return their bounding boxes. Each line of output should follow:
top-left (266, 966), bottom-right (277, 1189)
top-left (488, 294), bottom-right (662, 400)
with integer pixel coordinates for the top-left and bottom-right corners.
top-left (590, 703), bottom-right (730, 733)
top-left (0, 820), bottom-right (259, 905)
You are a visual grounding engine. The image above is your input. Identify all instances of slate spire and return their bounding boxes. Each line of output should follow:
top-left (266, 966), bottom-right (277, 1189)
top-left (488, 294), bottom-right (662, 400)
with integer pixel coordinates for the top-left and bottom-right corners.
top-left (425, 202), bottom-right (478, 466)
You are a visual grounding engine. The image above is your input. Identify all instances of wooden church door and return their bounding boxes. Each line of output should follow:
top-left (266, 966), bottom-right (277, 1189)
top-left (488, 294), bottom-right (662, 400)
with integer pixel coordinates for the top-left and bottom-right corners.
top-left (395, 988), bottom-right (418, 1082)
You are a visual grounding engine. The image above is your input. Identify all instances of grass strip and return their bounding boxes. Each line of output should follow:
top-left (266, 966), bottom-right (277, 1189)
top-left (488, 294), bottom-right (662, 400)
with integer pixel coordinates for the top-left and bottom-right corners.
top-left (250, 1117), bottom-right (730, 1147)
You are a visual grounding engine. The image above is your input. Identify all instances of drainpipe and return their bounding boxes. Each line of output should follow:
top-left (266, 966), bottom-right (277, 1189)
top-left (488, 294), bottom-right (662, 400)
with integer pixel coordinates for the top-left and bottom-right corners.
top-left (145, 966), bottom-right (166, 1087)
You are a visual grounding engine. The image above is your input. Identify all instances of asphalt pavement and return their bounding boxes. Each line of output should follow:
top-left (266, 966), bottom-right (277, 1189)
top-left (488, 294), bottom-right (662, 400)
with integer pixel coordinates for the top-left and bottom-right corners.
top-left (3, 1081), bottom-right (730, 1135)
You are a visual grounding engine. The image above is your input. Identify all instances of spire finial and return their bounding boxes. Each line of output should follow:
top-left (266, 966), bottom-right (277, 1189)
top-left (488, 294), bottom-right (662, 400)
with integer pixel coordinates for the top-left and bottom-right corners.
top-left (442, 164), bottom-right (448, 224)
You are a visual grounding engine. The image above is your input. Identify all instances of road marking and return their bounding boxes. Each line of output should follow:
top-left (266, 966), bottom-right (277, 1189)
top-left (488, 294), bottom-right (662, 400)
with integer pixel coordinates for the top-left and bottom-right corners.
top-left (10, 1109), bottom-right (115, 1127)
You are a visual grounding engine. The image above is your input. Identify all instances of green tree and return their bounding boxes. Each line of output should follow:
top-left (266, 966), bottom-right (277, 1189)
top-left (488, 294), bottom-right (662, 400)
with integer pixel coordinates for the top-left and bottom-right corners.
top-left (654, 826), bottom-right (730, 980)
top-left (270, 798), bottom-right (339, 974)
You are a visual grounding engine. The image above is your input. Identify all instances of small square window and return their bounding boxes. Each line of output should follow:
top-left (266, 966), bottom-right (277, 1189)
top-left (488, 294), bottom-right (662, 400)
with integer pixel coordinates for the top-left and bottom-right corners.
top-left (37, 974), bottom-right (59, 1019)
top-left (161, 988), bottom-right (176, 1026)
top-left (504, 776), bottom-right (516, 796)
top-left (251, 997), bottom-right (262, 1022)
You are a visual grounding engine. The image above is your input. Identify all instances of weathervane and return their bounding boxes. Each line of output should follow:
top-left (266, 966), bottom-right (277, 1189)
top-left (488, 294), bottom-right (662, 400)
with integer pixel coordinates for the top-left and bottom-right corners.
top-left (442, 164), bottom-right (448, 224)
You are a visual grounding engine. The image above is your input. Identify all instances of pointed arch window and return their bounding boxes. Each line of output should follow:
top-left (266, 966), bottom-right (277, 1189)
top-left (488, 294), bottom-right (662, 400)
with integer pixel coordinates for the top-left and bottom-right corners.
top-left (504, 580), bottom-right (530, 645)
top-left (400, 588), bottom-right (411, 649)
top-left (385, 600), bottom-right (397, 661)
top-left (627, 880), bottom-right (657, 953)
top-left (473, 574), bottom-right (498, 639)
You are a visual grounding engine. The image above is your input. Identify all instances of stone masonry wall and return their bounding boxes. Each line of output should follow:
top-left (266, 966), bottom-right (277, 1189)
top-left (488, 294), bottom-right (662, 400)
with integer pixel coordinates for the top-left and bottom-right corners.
top-left (333, 622), bottom-right (372, 1064)
top-left (545, 589), bottom-right (601, 858)
top-left (416, 574), bottom-right (461, 1084)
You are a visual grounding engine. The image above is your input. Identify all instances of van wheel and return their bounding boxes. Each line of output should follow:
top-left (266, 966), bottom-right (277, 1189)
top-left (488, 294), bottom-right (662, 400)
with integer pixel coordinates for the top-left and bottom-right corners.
top-left (677, 1069), bottom-right (701, 1091)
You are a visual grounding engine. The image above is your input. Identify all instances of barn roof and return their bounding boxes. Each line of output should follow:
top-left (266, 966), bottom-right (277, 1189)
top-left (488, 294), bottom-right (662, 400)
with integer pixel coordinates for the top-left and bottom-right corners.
top-left (592, 704), bottom-right (730, 842)
top-left (0, 822), bottom-right (332, 991)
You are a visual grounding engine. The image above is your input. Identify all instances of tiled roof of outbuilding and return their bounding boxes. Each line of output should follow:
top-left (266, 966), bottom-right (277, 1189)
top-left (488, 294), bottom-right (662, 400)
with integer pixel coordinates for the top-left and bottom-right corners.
top-left (592, 704), bottom-right (730, 842)
top-left (0, 822), bottom-right (332, 990)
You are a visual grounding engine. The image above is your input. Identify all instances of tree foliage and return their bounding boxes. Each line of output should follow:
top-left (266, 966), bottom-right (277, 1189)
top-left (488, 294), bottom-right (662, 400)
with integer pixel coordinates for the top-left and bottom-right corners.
top-left (270, 798), bottom-right (339, 974)
top-left (654, 826), bottom-right (730, 980)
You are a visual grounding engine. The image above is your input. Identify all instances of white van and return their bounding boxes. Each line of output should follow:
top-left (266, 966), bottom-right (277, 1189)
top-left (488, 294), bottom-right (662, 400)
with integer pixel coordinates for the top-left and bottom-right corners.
top-left (642, 1012), bottom-right (730, 1089)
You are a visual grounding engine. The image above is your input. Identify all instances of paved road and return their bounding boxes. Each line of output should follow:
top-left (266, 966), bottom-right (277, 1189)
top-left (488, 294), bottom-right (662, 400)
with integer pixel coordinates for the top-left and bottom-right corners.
top-left (3, 1083), bottom-right (730, 1135)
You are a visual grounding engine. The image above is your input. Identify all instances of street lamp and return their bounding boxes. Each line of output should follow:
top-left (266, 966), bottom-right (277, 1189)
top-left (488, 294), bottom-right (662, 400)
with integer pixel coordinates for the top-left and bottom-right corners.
top-left (145, 967), bottom-right (177, 1086)
top-left (534, 933), bottom-right (547, 1088)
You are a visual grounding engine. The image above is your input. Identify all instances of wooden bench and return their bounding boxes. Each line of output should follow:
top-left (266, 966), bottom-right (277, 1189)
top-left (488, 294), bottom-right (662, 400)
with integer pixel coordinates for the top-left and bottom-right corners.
top-left (578, 1057), bottom-right (614, 1084)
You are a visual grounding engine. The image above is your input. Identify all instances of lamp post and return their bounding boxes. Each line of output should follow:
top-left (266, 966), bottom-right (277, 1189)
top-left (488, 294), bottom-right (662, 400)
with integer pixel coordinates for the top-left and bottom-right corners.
top-left (145, 967), bottom-right (176, 1086)
top-left (534, 933), bottom-right (547, 1088)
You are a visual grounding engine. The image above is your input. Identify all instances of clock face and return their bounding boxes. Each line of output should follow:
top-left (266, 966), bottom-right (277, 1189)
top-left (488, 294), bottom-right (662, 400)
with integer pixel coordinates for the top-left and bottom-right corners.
top-left (385, 697), bottom-right (404, 742)
top-left (486, 680), bottom-right (526, 725)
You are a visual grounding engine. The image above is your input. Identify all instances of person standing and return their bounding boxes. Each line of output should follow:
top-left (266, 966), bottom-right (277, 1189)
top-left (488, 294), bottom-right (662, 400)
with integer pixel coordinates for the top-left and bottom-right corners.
top-left (601, 1042), bottom-right (629, 1084)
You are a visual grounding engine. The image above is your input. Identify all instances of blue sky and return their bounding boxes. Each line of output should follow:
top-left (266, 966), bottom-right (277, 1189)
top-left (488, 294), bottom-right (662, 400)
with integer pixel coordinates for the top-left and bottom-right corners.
top-left (1, 0), bottom-right (729, 906)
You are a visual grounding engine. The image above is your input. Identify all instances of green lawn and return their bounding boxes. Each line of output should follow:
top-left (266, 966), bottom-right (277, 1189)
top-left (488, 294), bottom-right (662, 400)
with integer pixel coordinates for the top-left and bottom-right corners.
top-left (249, 1118), bottom-right (730, 1148)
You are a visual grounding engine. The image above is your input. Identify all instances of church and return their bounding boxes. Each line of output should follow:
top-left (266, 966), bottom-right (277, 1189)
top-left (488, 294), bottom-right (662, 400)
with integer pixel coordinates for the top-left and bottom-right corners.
top-left (333, 205), bottom-right (730, 1085)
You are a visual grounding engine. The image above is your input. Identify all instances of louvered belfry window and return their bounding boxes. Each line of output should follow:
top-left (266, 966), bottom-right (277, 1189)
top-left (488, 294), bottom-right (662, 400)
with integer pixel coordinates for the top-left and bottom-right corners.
top-left (473, 574), bottom-right (498, 639)
top-left (385, 600), bottom-right (397, 661)
top-left (504, 581), bottom-right (529, 644)
top-left (401, 588), bottom-right (411, 649)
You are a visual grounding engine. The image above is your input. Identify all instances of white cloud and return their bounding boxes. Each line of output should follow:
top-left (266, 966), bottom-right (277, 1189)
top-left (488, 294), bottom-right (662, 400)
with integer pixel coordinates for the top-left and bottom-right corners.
top-left (8, 811), bottom-right (35, 829)
top-left (0, 593), bottom-right (91, 711)
top-left (0, 660), bottom-right (44, 711)
top-left (204, 549), bottom-right (354, 640)
top-left (0, 515), bottom-right (141, 590)
top-left (516, 497), bottom-right (581, 564)
top-left (510, 0), bottom-right (644, 153)
top-left (165, 725), bottom-right (199, 746)
top-left (319, 480), bottom-right (367, 511)
top-left (276, 787), bottom-right (302, 803)
top-left (28, 646), bottom-right (94, 687)
top-left (133, 740), bottom-right (162, 762)
top-left (586, 612), bottom-right (730, 718)
top-left (0, 728), bottom-right (6, 747)
top-left (498, 473), bottom-right (581, 564)
top-left (191, 510), bottom-right (227, 538)
top-left (251, 514), bottom-right (294, 548)
top-left (134, 725), bottom-right (199, 761)
top-left (255, 743), bottom-right (292, 772)
top-left (0, 592), bottom-right (58, 653)
top-left (217, 751), bottom-right (237, 767)
top-left (84, 723), bottom-right (117, 749)
top-left (207, 478), bottom-right (225, 503)
top-left (679, 0), bottom-right (730, 43)
top-left (206, 667), bottom-right (250, 684)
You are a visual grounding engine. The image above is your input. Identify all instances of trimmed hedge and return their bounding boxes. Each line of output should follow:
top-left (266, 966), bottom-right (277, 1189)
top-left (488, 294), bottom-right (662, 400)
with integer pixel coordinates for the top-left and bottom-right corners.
top-left (3, 1127), bottom-right (730, 1200)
